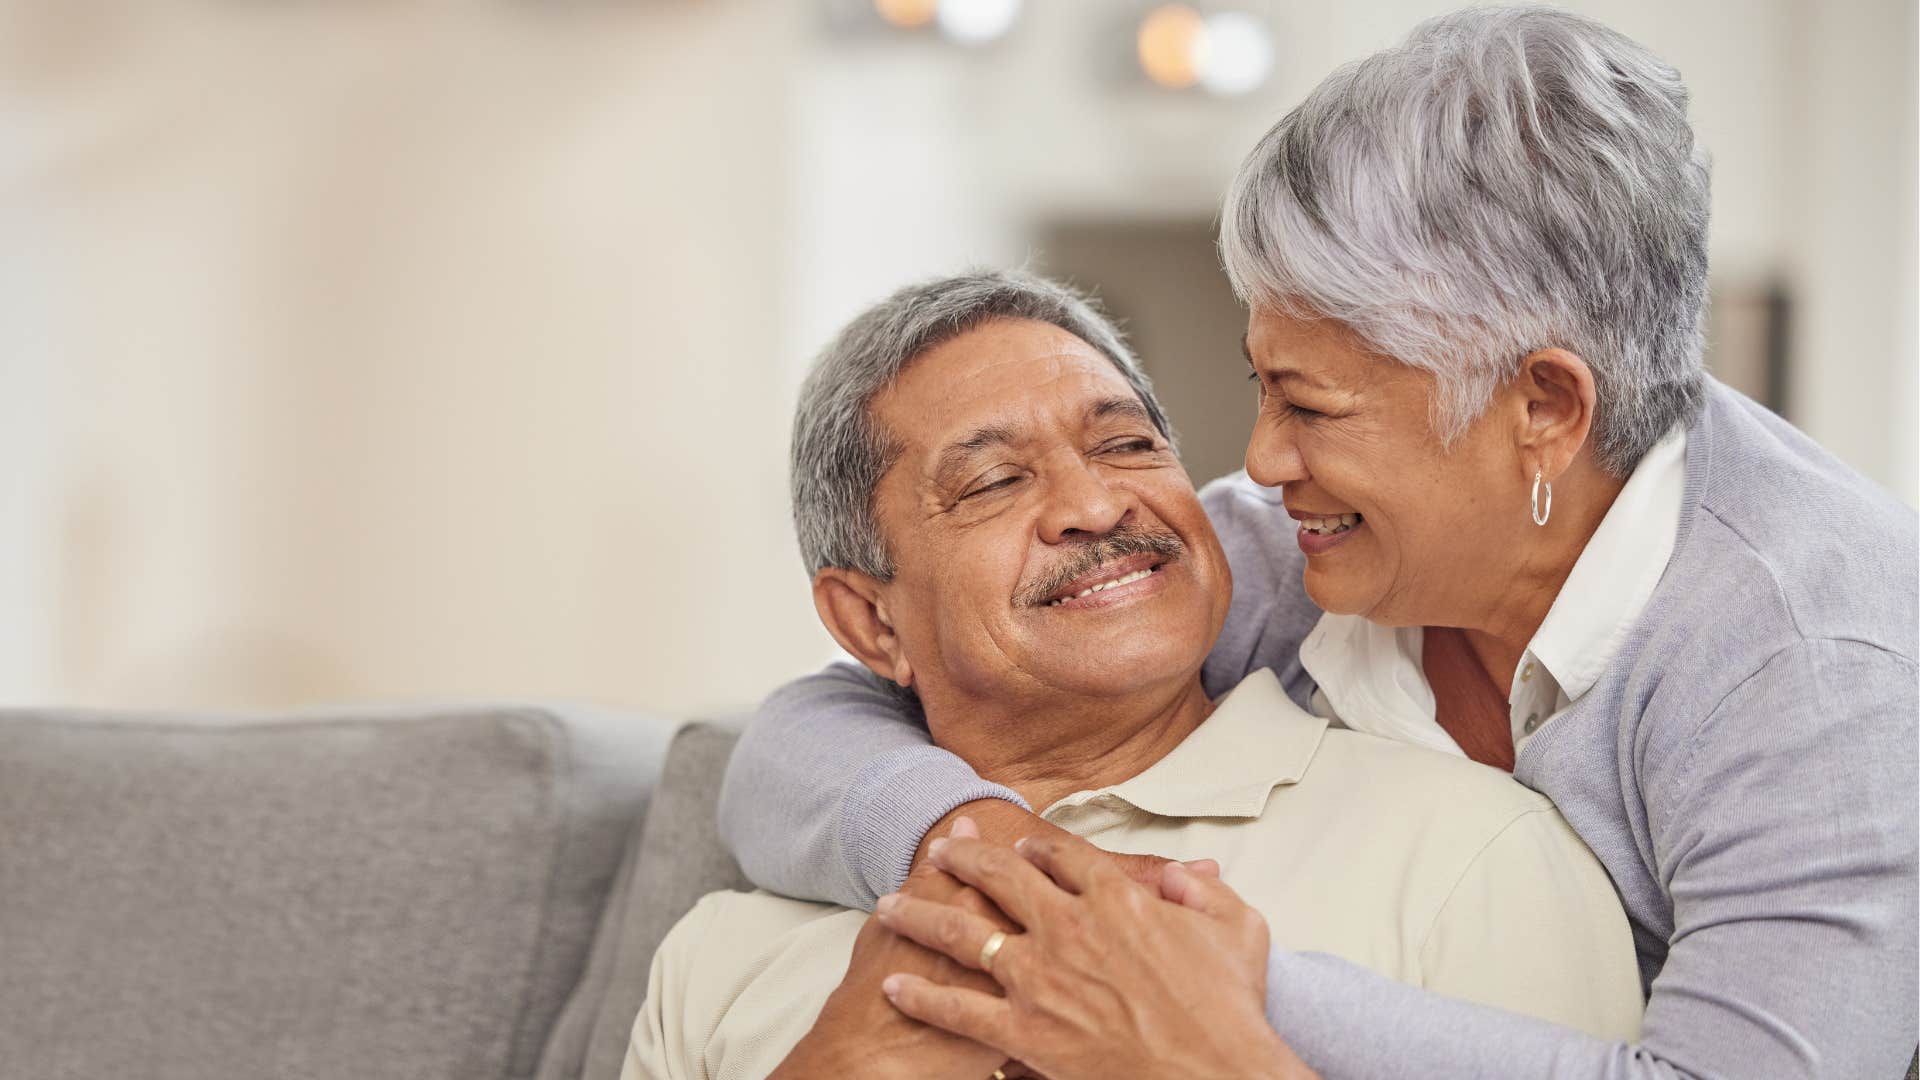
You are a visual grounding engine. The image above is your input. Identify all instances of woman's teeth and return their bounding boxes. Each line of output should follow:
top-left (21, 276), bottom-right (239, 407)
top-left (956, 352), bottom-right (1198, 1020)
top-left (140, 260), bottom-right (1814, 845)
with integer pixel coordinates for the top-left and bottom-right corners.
top-left (1047, 566), bottom-right (1156, 606)
top-left (1300, 513), bottom-right (1362, 536)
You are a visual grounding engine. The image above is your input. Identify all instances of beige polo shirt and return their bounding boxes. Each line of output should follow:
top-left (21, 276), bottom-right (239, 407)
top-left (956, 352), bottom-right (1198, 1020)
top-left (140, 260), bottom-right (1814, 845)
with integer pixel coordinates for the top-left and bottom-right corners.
top-left (625, 670), bottom-right (1645, 1080)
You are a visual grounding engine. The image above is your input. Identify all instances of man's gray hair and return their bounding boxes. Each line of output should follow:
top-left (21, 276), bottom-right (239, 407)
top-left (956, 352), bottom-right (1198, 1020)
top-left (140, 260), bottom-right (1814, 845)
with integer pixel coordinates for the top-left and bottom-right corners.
top-left (792, 270), bottom-right (1172, 580)
top-left (1220, 5), bottom-right (1709, 474)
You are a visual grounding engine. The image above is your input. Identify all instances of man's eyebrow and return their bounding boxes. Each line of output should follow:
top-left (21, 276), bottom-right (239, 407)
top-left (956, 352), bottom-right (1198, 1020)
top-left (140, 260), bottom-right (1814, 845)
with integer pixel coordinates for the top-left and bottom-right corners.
top-left (1087, 395), bottom-right (1154, 426)
top-left (933, 423), bottom-right (1021, 483)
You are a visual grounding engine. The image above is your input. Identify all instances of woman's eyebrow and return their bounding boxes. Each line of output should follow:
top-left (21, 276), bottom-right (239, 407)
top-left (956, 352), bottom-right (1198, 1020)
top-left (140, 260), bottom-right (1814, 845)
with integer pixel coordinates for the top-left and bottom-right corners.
top-left (1243, 334), bottom-right (1335, 391)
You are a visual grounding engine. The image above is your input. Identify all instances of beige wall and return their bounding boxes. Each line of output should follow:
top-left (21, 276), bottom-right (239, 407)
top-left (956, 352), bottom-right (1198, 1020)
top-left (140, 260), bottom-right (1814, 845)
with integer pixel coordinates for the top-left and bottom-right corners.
top-left (1, 0), bottom-right (1912, 715)
top-left (0, 1), bottom-right (829, 715)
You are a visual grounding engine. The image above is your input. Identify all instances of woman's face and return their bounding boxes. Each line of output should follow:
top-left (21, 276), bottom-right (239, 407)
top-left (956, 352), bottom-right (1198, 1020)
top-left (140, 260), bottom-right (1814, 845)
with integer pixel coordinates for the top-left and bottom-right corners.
top-left (1242, 307), bottom-right (1527, 627)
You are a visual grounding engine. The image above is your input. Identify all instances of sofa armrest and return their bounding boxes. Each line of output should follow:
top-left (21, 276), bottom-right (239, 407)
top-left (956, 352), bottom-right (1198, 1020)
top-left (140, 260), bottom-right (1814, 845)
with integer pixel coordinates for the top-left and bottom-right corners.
top-left (538, 720), bottom-right (750, 1080)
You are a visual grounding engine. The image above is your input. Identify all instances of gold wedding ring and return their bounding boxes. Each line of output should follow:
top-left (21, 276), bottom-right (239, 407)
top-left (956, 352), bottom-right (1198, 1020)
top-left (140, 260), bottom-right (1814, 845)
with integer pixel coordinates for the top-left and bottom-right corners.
top-left (991, 1070), bottom-right (1007, 1080)
top-left (977, 929), bottom-right (1008, 972)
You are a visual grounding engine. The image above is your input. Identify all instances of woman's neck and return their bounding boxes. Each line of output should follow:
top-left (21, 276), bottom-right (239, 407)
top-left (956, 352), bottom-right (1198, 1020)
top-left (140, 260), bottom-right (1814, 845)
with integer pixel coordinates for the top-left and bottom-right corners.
top-left (1456, 461), bottom-right (1626, 697)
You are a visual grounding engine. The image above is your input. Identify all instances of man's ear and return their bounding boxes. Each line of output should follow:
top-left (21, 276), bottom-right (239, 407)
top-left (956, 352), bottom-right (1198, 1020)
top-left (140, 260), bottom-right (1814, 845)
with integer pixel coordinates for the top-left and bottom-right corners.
top-left (812, 567), bottom-right (914, 690)
top-left (1508, 348), bottom-right (1599, 482)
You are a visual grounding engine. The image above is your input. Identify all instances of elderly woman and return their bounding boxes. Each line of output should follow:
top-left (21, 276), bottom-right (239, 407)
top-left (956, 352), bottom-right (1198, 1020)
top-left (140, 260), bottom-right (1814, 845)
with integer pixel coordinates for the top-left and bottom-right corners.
top-left (718, 7), bottom-right (1917, 1079)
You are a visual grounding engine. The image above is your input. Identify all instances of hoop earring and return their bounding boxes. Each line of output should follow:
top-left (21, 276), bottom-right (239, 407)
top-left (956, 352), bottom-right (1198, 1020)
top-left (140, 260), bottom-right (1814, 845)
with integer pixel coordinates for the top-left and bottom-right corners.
top-left (1531, 471), bottom-right (1553, 527)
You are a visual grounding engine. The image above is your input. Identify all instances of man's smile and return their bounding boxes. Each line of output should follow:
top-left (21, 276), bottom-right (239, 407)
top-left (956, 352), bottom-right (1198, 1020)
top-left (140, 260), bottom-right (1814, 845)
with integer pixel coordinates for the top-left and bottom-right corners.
top-left (1038, 554), bottom-right (1172, 610)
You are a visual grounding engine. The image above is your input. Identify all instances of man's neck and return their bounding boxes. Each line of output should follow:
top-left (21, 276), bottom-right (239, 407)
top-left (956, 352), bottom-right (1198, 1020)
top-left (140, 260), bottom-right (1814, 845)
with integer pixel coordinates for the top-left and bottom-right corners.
top-left (922, 677), bottom-right (1216, 812)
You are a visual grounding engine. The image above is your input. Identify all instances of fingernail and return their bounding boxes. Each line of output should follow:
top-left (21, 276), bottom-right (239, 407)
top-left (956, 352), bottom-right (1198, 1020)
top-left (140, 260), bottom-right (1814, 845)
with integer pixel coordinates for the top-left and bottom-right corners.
top-left (881, 975), bottom-right (903, 997)
top-left (876, 893), bottom-right (897, 915)
top-left (929, 837), bottom-right (948, 860)
top-left (952, 815), bottom-right (973, 835)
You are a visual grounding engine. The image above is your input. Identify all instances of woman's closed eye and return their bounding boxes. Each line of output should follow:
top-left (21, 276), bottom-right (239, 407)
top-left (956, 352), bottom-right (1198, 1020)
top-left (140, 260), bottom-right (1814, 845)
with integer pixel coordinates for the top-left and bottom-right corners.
top-left (1250, 373), bottom-right (1330, 421)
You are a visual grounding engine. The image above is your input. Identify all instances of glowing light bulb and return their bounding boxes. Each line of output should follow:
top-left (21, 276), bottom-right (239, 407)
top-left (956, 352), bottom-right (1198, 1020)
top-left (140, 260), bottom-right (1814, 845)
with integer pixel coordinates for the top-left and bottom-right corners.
top-left (1196, 11), bottom-right (1273, 96)
top-left (874, 0), bottom-right (938, 29)
top-left (1137, 4), bottom-right (1204, 90)
top-left (936, 0), bottom-right (1022, 46)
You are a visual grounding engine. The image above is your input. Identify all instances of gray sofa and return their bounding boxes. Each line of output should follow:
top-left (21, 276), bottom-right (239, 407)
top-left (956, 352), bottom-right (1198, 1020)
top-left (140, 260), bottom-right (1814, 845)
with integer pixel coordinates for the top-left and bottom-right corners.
top-left (0, 703), bottom-right (749, 1080)
top-left (9, 706), bottom-right (1913, 1080)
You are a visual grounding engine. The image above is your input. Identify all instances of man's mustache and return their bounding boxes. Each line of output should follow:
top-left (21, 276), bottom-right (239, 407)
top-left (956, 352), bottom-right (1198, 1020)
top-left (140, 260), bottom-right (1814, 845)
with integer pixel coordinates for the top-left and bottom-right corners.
top-left (1015, 523), bottom-right (1186, 607)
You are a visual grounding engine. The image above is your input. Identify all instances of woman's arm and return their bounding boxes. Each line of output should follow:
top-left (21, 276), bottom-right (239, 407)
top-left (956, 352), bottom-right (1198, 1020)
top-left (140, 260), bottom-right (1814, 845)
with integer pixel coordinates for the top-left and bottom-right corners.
top-left (1266, 637), bottom-right (1918, 1079)
top-left (717, 472), bottom-right (1315, 909)
top-left (715, 661), bottom-right (1028, 910)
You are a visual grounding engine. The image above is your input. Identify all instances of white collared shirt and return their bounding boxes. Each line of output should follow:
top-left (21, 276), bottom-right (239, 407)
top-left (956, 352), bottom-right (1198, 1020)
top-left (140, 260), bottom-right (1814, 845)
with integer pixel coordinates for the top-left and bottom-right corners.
top-left (626, 671), bottom-right (1643, 1079)
top-left (1299, 426), bottom-right (1689, 757)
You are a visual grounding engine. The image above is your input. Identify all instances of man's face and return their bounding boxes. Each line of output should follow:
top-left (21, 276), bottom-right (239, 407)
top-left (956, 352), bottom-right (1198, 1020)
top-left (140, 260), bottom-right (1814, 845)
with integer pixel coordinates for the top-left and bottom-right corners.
top-left (864, 317), bottom-right (1230, 711)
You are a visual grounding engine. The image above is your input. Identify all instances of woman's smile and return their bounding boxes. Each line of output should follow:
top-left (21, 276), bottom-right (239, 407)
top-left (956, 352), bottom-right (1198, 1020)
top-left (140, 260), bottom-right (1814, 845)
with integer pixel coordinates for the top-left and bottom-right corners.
top-left (1289, 508), bottom-right (1365, 555)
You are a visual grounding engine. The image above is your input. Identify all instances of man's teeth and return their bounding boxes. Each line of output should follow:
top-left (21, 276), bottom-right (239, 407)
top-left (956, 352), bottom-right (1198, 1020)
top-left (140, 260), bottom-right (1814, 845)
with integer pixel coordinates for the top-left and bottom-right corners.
top-left (1047, 566), bottom-right (1156, 606)
top-left (1299, 513), bottom-right (1362, 536)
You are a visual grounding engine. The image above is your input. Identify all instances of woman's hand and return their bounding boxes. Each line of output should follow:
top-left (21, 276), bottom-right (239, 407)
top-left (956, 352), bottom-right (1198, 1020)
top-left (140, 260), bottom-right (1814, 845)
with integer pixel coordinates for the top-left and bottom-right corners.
top-left (872, 821), bottom-right (1316, 1080)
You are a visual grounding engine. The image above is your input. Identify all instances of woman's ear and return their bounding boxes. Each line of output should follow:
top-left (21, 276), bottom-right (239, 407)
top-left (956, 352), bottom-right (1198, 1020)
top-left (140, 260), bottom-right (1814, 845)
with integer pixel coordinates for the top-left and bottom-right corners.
top-left (812, 568), bottom-right (914, 689)
top-left (1512, 348), bottom-right (1599, 481)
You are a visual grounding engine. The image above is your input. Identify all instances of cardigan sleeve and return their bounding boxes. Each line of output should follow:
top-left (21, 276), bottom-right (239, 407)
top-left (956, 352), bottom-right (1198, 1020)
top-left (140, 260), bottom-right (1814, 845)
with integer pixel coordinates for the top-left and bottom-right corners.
top-left (1261, 637), bottom-right (1918, 1079)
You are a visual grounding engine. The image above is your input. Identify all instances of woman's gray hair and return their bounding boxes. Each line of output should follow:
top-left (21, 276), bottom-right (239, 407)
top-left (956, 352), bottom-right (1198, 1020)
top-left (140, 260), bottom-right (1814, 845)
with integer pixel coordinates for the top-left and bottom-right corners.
top-left (1220, 4), bottom-right (1709, 474)
top-left (792, 270), bottom-right (1172, 580)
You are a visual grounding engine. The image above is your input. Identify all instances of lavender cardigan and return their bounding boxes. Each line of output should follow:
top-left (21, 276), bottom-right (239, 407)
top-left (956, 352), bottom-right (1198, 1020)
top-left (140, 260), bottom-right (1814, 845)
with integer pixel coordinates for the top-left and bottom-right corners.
top-left (717, 381), bottom-right (1918, 1079)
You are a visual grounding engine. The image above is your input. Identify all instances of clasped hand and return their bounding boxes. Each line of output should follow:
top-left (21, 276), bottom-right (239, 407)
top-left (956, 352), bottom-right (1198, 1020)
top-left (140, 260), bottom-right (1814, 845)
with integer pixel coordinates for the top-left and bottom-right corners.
top-left (872, 817), bottom-right (1310, 1080)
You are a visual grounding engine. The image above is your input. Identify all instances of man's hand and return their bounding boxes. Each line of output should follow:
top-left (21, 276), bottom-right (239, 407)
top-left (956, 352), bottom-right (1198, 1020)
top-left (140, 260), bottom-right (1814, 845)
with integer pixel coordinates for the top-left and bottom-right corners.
top-left (874, 823), bottom-right (1314, 1080)
top-left (772, 819), bottom-right (1017, 1079)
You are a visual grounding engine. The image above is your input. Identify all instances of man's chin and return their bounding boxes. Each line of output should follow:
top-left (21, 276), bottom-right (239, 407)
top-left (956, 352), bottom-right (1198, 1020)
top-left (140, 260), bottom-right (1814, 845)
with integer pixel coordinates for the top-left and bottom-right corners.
top-left (1037, 649), bottom-right (1203, 698)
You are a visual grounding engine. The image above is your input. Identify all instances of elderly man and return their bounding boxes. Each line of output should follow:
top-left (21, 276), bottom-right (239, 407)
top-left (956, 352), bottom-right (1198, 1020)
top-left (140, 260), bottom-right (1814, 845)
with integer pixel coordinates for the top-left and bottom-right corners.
top-left (622, 272), bottom-right (1642, 1080)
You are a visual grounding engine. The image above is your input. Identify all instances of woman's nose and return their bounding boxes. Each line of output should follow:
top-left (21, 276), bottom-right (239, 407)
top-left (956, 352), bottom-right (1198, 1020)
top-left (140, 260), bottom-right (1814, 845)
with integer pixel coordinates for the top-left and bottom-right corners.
top-left (1244, 424), bottom-right (1306, 488)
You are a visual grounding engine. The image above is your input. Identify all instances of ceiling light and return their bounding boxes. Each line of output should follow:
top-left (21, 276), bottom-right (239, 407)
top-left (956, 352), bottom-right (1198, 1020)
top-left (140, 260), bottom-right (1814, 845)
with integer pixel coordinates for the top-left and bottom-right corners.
top-left (1138, 4), bottom-right (1205, 90)
top-left (1196, 11), bottom-right (1273, 96)
top-left (936, 0), bottom-right (1022, 46)
top-left (874, 0), bottom-right (938, 30)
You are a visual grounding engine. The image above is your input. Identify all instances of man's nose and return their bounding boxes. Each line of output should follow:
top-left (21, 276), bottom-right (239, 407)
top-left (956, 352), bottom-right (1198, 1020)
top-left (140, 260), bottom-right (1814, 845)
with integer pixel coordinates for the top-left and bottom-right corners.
top-left (1036, 459), bottom-right (1128, 544)
top-left (1244, 421), bottom-right (1307, 488)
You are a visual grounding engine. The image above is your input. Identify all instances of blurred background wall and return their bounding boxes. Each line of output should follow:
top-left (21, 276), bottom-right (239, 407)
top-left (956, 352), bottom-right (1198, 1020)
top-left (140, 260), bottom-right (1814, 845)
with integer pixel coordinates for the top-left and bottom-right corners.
top-left (1, 0), bottom-right (1913, 718)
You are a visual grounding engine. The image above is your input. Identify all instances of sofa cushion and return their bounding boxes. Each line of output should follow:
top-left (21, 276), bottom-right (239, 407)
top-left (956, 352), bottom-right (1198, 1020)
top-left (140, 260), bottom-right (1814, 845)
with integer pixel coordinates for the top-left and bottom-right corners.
top-left (0, 702), bottom-right (676, 1080)
top-left (538, 721), bottom-right (750, 1080)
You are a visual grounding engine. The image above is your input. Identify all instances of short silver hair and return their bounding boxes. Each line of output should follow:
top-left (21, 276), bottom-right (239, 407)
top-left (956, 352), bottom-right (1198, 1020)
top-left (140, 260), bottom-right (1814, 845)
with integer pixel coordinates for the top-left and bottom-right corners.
top-left (1220, 5), bottom-right (1709, 474)
top-left (792, 270), bottom-right (1172, 579)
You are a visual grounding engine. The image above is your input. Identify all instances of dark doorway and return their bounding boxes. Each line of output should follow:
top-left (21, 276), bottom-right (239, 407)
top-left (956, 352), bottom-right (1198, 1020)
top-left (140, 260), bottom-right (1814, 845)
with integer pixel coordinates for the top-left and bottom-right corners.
top-left (1035, 219), bottom-right (1254, 487)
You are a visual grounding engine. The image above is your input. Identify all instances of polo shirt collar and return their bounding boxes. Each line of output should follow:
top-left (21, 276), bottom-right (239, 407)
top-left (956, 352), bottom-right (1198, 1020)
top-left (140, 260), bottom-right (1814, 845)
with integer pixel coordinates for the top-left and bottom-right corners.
top-left (1050, 669), bottom-right (1328, 820)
